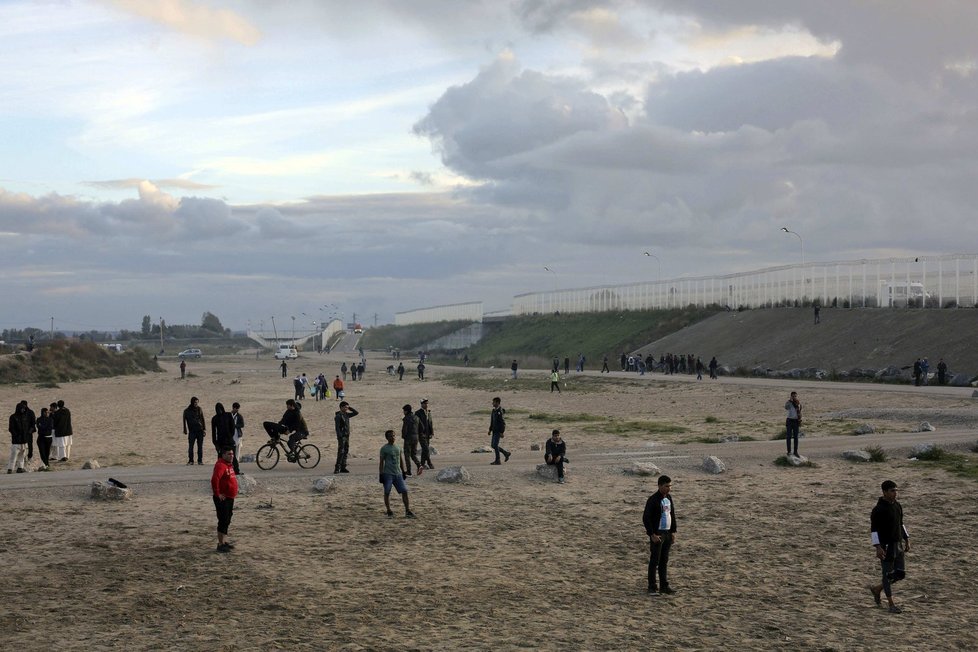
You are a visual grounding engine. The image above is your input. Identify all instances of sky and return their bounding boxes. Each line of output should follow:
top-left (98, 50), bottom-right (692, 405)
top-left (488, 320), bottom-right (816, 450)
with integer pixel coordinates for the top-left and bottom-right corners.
top-left (2, 0), bottom-right (978, 333)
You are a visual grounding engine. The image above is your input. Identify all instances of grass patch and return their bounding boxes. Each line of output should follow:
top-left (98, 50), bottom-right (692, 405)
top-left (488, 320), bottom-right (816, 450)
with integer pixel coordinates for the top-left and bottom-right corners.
top-left (774, 455), bottom-right (818, 468)
top-left (864, 445), bottom-right (887, 462)
top-left (35, 381), bottom-right (60, 389)
top-left (704, 416), bottom-right (719, 423)
top-left (528, 412), bottom-right (606, 423)
top-left (211, 370), bottom-right (225, 374)
top-left (0, 341), bottom-right (160, 385)
top-left (582, 419), bottom-right (688, 436)
top-left (915, 449), bottom-right (978, 481)
top-left (679, 435), bottom-right (757, 444)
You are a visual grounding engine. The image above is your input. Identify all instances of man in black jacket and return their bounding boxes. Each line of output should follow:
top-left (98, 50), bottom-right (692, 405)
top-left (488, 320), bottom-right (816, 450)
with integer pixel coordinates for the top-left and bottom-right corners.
top-left (400, 404), bottom-right (423, 476)
top-left (544, 429), bottom-right (566, 483)
top-left (333, 401), bottom-right (358, 473)
top-left (643, 475), bottom-right (677, 595)
top-left (7, 402), bottom-right (32, 473)
top-left (416, 399), bottom-right (434, 470)
top-left (182, 397), bottom-right (206, 465)
top-left (488, 396), bottom-right (509, 465)
top-left (870, 480), bottom-right (911, 613)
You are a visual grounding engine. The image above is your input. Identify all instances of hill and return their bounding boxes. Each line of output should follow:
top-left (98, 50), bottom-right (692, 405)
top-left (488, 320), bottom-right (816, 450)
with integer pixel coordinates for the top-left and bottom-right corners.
top-left (639, 307), bottom-right (978, 374)
top-left (0, 340), bottom-right (161, 385)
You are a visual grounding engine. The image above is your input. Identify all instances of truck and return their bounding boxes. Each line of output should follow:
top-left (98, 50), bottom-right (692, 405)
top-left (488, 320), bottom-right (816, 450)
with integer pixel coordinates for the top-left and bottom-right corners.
top-left (353, 323), bottom-right (363, 334)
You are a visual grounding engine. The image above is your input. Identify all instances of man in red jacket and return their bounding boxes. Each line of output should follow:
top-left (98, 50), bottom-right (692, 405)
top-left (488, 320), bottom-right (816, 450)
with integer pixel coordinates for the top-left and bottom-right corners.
top-left (211, 447), bottom-right (239, 553)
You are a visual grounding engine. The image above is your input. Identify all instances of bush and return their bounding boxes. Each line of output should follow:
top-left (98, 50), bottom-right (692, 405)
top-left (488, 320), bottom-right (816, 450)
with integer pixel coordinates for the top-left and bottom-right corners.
top-left (915, 446), bottom-right (947, 461)
top-left (865, 445), bottom-right (887, 462)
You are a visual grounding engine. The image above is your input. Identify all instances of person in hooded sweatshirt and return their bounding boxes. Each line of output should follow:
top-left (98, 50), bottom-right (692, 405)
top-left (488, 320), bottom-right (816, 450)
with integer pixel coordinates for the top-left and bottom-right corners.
top-left (211, 403), bottom-right (239, 474)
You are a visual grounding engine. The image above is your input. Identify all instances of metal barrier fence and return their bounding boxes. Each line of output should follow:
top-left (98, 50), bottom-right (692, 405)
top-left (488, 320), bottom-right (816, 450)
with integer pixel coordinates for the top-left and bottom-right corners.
top-left (395, 301), bottom-right (483, 326)
top-left (512, 254), bottom-right (978, 315)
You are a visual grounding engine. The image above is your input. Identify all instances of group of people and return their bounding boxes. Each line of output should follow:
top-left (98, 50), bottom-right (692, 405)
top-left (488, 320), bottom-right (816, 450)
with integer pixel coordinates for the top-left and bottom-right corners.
top-left (182, 396), bottom-right (245, 473)
top-left (7, 399), bottom-right (73, 473)
top-left (912, 357), bottom-right (950, 386)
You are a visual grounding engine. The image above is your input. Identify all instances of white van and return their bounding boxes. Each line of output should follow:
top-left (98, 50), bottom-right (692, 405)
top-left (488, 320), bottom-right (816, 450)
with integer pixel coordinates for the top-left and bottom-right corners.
top-left (275, 344), bottom-right (299, 360)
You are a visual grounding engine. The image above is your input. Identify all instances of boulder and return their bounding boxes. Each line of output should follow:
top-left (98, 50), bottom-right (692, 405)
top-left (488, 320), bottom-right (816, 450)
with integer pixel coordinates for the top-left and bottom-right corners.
top-left (623, 461), bottom-right (660, 476)
top-left (854, 424), bottom-right (875, 435)
top-left (90, 481), bottom-right (132, 501)
top-left (785, 453), bottom-right (810, 466)
top-left (536, 463), bottom-right (566, 481)
top-left (236, 474), bottom-right (258, 495)
top-left (910, 443), bottom-right (936, 457)
top-left (530, 443), bottom-right (541, 451)
top-left (875, 366), bottom-right (904, 380)
top-left (916, 422), bottom-right (936, 432)
top-left (951, 373), bottom-right (974, 387)
top-left (312, 477), bottom-right (336, 493)
top-left (239, 454), bottom-right (256, 463)
top-left (435, 466), bottom-right (471, 483)
top-left (471, 445), bottom-right (493, 454)
top-left (719, 434), bottom-right (739, 443)
top-left (82, 459), bottom-right (101, 470)
top-left (24, 457), bottom-right (42, 472)
top-left (702, 456), bottom-right (725, 474)
top-left (842, 450), bottom-right (872, 462)
top-left (848, 368), bottom-right (877, 379)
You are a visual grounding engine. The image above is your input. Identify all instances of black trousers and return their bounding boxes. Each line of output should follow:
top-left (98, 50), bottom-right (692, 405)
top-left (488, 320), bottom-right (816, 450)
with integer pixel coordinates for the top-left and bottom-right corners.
top-left (545, 455), bottom-right (564, 478)
top-left (188, 431), bottom-right (205, 463)
top-left (37, 436), bottom-right (53, 466)
top-left (648, 532), bottom-right (673, 591)
top-left (335, 434), bottom-right (349, 471)
top-left (419, 436), bottom-right (433, 468)
top-left (402, 438), bottom-right (422, 472)
top-left (213, 496), bottom-right (234, 535)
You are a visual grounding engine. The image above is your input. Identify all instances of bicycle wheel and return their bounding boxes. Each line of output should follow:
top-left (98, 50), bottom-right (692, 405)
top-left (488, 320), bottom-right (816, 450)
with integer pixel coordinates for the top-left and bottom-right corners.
top-left (296, 444), bottom-right (321, 469)
top-left (255, 443), bottom-right (280, 470)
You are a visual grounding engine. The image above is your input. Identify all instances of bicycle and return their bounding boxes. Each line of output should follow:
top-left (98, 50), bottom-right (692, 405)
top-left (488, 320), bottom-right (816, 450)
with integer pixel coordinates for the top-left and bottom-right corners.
top-left (255, 432), bottom-right (321, 470)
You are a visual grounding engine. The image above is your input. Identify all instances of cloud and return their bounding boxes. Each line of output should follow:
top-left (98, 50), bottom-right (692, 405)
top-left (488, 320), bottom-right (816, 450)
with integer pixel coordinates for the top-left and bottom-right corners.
top-left (103, 0), bottom-right (261, 45)
top-left (86, 178), bottom-right (219, 191)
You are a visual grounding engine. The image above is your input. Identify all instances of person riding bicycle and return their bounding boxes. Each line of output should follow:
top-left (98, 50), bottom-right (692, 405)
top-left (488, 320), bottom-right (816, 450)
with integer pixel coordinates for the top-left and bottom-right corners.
top-left (262, 399), bottom-right (309, 454)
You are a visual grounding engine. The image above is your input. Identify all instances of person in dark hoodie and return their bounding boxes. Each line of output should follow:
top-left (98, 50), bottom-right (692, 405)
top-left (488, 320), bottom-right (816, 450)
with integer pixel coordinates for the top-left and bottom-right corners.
top-left (35, 406), bottom-right (54, 470)
top-left (7, 402), bottom-right (32, 473)
top-left (52, 399), bottom-right (72, 462)
top-left (643, 475), bottom-right (677, 595)
top-left (869, 480), bottom-right (911, 613)
top-left (211, 403), bottom-right (239, 473)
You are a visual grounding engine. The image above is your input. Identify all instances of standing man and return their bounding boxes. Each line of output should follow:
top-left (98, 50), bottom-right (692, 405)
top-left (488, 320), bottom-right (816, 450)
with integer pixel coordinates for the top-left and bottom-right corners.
top-left (577, 353), bottom-right (586, 373)
top-left (52, 399), bottom-right (72, 462)
top-left (211, 403), bottom-right (238, 473)
top-left (601, 355), bottom-right (610, 373)
top-left (550, 369), bottom-right (561, 393)
top-left (333, 401), bottom-right (358, 473)
top-left (397, 362), bottom-right (405, 380)
top-left (552, 356), bottom-right (560, 373)
top-left (280, 360), bottom-right (288, 378)
top-left (784, 391), bottom-right (802, 457)
top-left (332, 375), bottom-right (344, 400)
top-left (341, 362), bottom-right (348, 381)
top-left (708, 356), bottom-right (718, 380)
top-left (35, 406), bottom-right (54, 471)
top-left (7, 402), bottom-right (31, 474)
top-left (488, 396), bottom-right (510, 465)
top-left (211, 447), bottom-right (239, 553)
top-left (544, 429), bottom-right (566, 484)
top-left (400, 404), bottom-right (423, 476)
top-left (416, 399), bottom-right (434, 470)
top-left (417, 360), bottom-right (426, 381)
top-left (378, 430), bottom-right (415, 518)
top-left (870, 480), bottom-right (911, 613)
top-left (813, 303), bottom-right (820, 324)
top-left (912, 358), bottom-right (922, 386)
top-left (180, 359), bottom-right (186, 379)
top-left (183, 396), bottom-right (206, 465)
top-left (643, 475), bottom-right (677, 595)
top-left (230, 402), bottom-right (245, 475)
top-left (563, 356), bottom-right (570, 376)
top-left (511, 359), bottom-right (518, 379)
top-left (937, 358), bottom-right (948, 385)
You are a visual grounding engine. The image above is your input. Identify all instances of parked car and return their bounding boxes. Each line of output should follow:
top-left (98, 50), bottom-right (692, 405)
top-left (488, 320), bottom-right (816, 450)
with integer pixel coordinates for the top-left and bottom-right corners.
top-left (178, 348), bottom-right (202, 359)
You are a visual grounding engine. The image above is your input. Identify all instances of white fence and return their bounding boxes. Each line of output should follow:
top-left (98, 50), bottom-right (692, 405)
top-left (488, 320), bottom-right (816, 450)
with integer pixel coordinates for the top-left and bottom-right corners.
top-left (512, 254), bottom-right (978, 315)
top-left (395, 301), bottom-right (483, 326)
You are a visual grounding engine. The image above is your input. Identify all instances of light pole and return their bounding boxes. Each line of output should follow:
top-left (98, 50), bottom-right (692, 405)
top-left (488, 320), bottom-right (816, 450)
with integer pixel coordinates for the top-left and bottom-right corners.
top-left (780, 227), bottom-right (804, 265)
top-left (544, 266), bottom-right (557, 313)
top-left (643, 251), bottom-right (661, 280)
top-left (159, 316), bottom-right (164, 353)
top-left (291, 315), bottom-right (296, 346)
top-left (270, 316), bottom-right (278, 341)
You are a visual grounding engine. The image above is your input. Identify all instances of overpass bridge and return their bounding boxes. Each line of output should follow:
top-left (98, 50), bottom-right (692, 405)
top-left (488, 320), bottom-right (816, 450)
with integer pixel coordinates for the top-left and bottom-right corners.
top-left (247, 318), bottom-right (345, 350)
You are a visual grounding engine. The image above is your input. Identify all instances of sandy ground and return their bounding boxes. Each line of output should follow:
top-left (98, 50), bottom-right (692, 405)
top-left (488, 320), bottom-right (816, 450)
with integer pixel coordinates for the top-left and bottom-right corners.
top-left (1, 355), bottom-right (977, 651)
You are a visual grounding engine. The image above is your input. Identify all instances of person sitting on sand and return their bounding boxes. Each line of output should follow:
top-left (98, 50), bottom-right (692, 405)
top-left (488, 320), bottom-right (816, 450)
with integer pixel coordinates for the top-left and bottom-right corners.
top-left (544, 429), bottom-right (567, 483)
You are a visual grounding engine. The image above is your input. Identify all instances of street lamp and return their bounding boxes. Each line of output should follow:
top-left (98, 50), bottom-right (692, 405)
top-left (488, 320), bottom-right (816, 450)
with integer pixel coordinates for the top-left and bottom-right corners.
top-left (544, 266), bottom-right (558, 313)
top-left (291, 315), bottom-right (296, 346)
top-left (643, 251), bottom-right (661, 281)
top-left (780, 227), bottom-right (804, 265)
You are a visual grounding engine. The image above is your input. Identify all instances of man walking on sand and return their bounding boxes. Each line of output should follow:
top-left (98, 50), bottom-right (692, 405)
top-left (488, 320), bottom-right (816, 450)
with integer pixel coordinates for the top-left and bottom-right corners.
top-left (550, 369), bottom-right (561, 393)
top-left (180, 359), bottom-right (186, 379)
top-left (870, 480), bottom-right (911, 613)
top-left (183, 396), bottom-right (206, 465)
top-left (211, 447), bottom-right (239, 553)
top-left (52, 399), bottom-right (72, 462)
top-left (378, 430), bottom-right (415, 518)
top-left (416, 399), bottom-right (434, 470)
top-left (643, 475), bottom-right (677, 595)
top-left (488, 396), bottom-right (510, 465)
